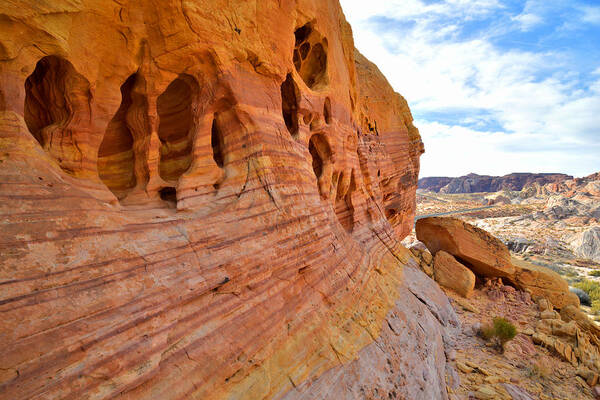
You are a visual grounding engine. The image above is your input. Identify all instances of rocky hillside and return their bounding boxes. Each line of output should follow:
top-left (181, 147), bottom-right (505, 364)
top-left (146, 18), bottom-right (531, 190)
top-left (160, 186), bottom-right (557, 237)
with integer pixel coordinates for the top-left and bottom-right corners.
top-left (419, 173), bottom-right (573, 194)
top-left (0, 1), bottom-right (446, 399)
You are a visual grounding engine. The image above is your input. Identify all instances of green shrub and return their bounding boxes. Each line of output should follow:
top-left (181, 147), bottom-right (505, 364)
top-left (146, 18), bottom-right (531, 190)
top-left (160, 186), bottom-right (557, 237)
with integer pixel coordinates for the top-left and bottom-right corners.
top-left (574, 279), bottom-right (600, 305)
top-left (493, 317), bottom-right (517, 344)
top-left (478, 317), bottom-right (517, 353)
top-left (589, 270), bottom-right (600, 277)
top-left (479, 324), bottom-right (495, 340)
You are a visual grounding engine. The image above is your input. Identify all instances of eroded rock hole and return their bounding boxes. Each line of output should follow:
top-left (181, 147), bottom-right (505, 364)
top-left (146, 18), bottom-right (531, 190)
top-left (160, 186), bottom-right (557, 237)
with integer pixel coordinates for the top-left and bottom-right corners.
top-left (157, 75), bottom-right (197, 182)
top-left (24, 55), bottom-right (91, 173)
top-left (294, 24), bottom-right (312, 44)
top-left (299, 42), bottom-right (311, 60)
top-left (159, 187), bottom-right (177, 205)
top-left (281, 74), bottom-right (299, 136)
top-left (211, 115), bottom-right (225, 168)
top-left (335, 173), bottom-right (355, 233)
top-left (308, 134), bottom-right (332, 200)
top-left (309, 137), bottom-right (324, 179)
top-left (324, 98), bottom-right (332, 125)
top-left (303, 43), bottom-right (327, 89)
top-left (98, 74), bottom-right (140, 199)
top-left (293, 23), bottom-right (328, 90)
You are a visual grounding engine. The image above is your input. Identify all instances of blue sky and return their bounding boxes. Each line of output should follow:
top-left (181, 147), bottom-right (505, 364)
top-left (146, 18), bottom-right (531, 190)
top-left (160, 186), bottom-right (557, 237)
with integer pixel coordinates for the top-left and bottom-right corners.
top-left (340, 0), bottom-right (600, 177)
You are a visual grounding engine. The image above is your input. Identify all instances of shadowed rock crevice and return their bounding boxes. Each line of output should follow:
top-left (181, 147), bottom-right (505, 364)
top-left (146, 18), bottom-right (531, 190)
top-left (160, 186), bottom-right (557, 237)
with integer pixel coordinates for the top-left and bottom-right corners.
top-left (157, 75), bottom-right (197, 183)
top-left (293, 23), bottom-right (329, 90)
top-left (24, 55), bottom-right (91, 174)
top-left (308, 134), bottom-right (331, 187)
top-left (281, 73), bottom-right (300, 136)
top-left (211, 114), bottom-right (225, 169)
top-left (158, 187), bottom-right (177, 207)
top-left (323, 97), bottom-right (332, 125)
top-left (335, 172), bottom-right (355, 233)
top-left (98, 74), bottom-right (140, 199)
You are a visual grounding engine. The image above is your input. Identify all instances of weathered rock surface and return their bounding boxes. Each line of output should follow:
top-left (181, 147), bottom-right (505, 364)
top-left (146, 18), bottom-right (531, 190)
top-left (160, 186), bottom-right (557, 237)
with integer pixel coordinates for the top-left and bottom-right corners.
top-left (573, 227), bottom-right (600, 263)
top-left (0, 1), bottom-right (468, 400)
top-left (416, 217), bottom-right (579, 308)
top-left (433, 250), bottom-right (476, 298)
top-left (418, 173), bottom-right (572, 194)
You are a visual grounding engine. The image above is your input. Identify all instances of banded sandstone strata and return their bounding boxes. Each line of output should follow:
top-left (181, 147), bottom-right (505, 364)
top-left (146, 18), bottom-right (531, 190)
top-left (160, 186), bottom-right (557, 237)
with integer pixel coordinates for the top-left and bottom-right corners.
top-left (0, 1), bottom-right (456, 399)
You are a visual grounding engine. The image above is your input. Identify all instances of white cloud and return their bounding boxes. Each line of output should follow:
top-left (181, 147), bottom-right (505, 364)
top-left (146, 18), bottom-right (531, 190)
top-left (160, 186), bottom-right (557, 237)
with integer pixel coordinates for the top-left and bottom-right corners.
top-left (512, 13), bottom-right (543, 31)
top-left (581, 6), bottom-right (600, 24)
top-left (340, 0), bottom-right (600, 177)
top-left (416, 120), bottom-right (599, 177)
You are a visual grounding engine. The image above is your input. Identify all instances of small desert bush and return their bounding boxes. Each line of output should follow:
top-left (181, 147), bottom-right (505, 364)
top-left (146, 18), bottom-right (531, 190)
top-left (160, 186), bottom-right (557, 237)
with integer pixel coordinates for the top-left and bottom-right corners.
top-left (573, 280), bottom-right (600, 314)
top-left (589, 270), bottom-right (600, 277)
top-left (574, 280), bottom-right (600, 302)
top-left (478, 317), bottom-right (517, 352)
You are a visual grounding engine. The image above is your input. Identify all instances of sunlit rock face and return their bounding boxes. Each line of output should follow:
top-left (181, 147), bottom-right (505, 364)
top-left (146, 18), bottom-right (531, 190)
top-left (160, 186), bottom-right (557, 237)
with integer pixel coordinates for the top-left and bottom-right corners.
top-left (0, 1), bottom-right (457, 399)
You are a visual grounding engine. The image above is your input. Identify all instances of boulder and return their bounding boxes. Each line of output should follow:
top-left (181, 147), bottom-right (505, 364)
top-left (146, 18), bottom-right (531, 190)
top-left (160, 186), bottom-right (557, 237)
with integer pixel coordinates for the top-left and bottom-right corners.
top-left (416, 217), bottom-right (515, 278)
top-left (512, 258), bottom-right (580, 309)
top-left (505, 237), bottom-right (533, 254)
top-left (573, 227), bottom-right (600, 263)
top-left (433, 251), bottom-right (476, 298)
top-left (416, 217), bottom-right (578, 309)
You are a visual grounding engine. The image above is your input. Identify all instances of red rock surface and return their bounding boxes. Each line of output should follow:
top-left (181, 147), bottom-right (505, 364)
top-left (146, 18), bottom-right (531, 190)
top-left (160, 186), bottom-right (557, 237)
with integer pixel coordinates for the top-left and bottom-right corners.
top-left (0, 1), bottom-right (461, 399)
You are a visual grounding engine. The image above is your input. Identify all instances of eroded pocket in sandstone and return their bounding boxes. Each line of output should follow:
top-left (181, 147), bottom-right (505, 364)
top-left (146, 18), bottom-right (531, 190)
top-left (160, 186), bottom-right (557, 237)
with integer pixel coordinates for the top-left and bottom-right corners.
top-left (335, 171), bottom-right (355, 233)
top-left (157, 75), bottom-right (197, 184)
top-left (24, 55), bottom-right (91, 175)
top-left (293, 22), bottom-right (329, 90)
top-left (98, 73), bottom-right (142, 200)
top-left (211, 115), bottom-right (225, 169)
top-left (323, 97), bottom-right (332, 125)
top-left (308, 133), bottom-right (330, 184)
top-left (280, 73), bottom-right (300, 136)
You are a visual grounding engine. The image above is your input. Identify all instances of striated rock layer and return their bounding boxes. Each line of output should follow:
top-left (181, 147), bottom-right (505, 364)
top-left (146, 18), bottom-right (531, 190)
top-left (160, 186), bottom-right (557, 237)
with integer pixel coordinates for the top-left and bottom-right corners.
top-left (0, 1), bottom-right (457, 400)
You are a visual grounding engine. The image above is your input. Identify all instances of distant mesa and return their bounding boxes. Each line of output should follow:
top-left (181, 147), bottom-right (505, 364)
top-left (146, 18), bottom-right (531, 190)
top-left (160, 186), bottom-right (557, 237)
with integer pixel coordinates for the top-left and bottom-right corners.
top-left (419, 172), bottom-right (573, 193)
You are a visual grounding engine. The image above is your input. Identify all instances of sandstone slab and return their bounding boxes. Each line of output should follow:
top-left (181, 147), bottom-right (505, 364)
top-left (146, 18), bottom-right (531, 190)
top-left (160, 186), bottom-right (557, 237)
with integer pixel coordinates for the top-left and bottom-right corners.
top-left (433, 250), bottom-right (476, 298)
top-left (416, 217), bottom-right (515, 278)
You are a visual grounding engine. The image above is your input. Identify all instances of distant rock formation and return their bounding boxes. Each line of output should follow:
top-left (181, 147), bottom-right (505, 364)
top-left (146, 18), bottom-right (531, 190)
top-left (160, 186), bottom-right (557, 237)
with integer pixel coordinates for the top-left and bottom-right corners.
top-left (419, 173), bottom-right (573, 194)
top-left (520, 172), bottom-right (600, 200)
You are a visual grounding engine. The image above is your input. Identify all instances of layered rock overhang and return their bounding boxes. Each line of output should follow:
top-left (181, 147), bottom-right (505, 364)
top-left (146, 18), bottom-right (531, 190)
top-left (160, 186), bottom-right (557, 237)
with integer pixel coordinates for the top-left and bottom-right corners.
top-left (0, 1), bottom-right (452, 399)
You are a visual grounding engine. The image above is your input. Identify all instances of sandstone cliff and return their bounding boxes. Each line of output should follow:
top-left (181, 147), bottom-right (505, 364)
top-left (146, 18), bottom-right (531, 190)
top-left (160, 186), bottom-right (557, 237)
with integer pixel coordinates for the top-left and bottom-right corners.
top-left (0, 1), bottom-right (459, 399)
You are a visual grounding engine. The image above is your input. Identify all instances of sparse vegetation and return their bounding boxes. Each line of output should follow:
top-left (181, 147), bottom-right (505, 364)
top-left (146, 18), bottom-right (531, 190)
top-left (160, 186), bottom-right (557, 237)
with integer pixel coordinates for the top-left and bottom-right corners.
top-left (573, 280), bottom-right (600, 315)
top-left (588, 270), bottom-right (600, 277)
top-left (478, 317), bottom-right (517, 353)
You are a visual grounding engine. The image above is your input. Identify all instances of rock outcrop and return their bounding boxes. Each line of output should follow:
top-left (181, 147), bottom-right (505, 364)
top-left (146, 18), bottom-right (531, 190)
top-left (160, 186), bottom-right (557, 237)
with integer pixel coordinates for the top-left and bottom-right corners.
top-left (0, 1), bottom-right (467, 400)
top-left (416, 217), bottom-right (516, 278)
top-left (573, 227), bottom-right (600, 263)
top-left (416, 217), bottom-right (579, 309)
top-left (418, 173), bottom-right (572, 194)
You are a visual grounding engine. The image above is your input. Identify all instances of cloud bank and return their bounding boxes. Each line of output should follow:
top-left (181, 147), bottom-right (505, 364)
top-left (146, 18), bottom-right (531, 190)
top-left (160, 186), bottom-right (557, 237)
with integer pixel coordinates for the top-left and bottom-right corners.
top-left (341, 0), bottom-right (600, 177)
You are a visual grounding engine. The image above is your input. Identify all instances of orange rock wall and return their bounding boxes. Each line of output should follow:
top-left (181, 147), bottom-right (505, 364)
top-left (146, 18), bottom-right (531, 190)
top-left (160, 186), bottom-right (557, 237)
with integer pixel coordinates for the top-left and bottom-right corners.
top-left (0, 1), bottom-right (442, 399)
